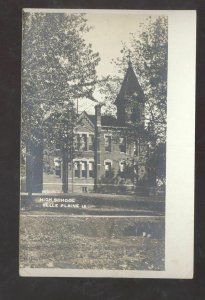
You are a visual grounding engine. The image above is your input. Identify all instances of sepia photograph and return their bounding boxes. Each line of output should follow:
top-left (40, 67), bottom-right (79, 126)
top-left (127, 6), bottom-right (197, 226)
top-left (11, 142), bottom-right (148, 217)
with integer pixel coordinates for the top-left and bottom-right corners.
top-left (19, 9), bottom-right (195, 278)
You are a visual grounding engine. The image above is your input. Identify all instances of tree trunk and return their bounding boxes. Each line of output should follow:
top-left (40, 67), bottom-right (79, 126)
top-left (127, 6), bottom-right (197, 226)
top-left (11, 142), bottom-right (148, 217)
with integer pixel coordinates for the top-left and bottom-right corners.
top-left (62, 150), bottom-right (68, 193)
top-left (26, 147), bottom-right (33, 205)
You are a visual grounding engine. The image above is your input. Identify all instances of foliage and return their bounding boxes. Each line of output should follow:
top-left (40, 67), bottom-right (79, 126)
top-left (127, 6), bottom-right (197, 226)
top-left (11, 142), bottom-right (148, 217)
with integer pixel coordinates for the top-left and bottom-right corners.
top-left (21, 12), bottom-right (100, 150)
top-left (100, 16), bottom-right (168, 144)
top-left (110, 16), bottom-right (168, 189)
top-left (115, 16), bottom-right (168, 143)
top-left (21, 12), bottom-right (100, 193)
top-left (147, 142), bottom-right (166, 188)
top-left (97, 76), bottom-right (121, 116)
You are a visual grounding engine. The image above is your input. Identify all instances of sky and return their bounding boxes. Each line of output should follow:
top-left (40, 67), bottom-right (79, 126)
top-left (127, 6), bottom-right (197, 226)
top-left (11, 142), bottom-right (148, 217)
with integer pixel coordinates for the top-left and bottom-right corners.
top-left (78, 12), bottom-right (160, 114)
top-left (84, 12), bottom-right (154, 77)
top-left (24, 10), bottom-right (164, 115)
top-left (25, 10), bottom-right (162, 115)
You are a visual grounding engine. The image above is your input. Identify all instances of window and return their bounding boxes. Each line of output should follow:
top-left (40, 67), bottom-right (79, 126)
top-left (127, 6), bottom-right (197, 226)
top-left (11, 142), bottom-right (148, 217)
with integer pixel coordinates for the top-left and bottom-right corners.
top-left (81, 134), bottom-right (87, 151)
top-left (105, 135), bottom-right (111, 152)
top-left (131, 107), bottom-right (141, 122)
top-left (75, 134), bottom-right (81, 150)
top-left (119, 137), bottom-right (126, 153)
top-left (55, 144), bottom-right (61, 155)
top-left (74, 135), bottom-right (77, 148)
top-left (140, 144), bottom-right (147, 155)
top-left (105, 161), bottom-right (112, 178)
top-left (82, 187), bottom-right (87, 192)
top-left (119, 161), bottom-right (126, 178)
top-left (81, 161), bottom-right (87, 178)
top-left (74, 161), bottom-right (80, 178)
top-left (88, 134), bottom-right (94, 151)
top-left (89, 161), bottom-right (94, 178)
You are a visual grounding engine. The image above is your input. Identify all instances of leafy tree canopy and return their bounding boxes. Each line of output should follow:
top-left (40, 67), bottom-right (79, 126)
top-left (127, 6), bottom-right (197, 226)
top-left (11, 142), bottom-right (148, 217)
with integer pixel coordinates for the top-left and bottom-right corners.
top-left (101, 16), bottom-right (168, 144)
top-left (22, 12), bottom-right (100, 148)
top-left (98, 16), bottom-right (168, 189)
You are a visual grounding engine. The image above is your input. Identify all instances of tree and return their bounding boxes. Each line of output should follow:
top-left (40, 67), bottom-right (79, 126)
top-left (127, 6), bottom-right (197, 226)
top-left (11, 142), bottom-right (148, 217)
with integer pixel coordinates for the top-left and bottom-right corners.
top-left (21, 12), bottom-right (100, 195)
top-left (132, 16), bottom-right (167, 190)
top-left (101, 16), bottom-right (168, 192)
top-left (96, 76), bottom-right (120, 116)
top-left (115, 16), bottom-right (168, 143)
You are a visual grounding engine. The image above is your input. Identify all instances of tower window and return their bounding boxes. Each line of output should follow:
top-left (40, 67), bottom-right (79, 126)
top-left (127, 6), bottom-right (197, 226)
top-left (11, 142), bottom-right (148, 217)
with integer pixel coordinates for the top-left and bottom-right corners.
top-left (140, 144), bottom-right (147, 155)
top-left (105, 135), bottom-right (111, 152)
top-left (131, 107), bottom-right (141, 122)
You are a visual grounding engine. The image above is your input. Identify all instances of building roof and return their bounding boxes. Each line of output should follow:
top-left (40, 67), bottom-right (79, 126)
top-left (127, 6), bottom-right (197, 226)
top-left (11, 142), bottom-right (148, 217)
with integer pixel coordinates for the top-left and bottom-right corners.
top-left (114, 61), bottom-right (144, 105)
top-left (87, 114), bottom-right (123, 127)
top-left (101, 115), bottom-right (120, 127)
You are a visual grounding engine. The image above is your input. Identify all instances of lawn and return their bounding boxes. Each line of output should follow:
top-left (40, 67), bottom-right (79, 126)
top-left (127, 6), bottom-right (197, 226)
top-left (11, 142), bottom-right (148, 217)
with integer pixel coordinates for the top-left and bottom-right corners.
top-left (20, 213), bottom-right (165, 271)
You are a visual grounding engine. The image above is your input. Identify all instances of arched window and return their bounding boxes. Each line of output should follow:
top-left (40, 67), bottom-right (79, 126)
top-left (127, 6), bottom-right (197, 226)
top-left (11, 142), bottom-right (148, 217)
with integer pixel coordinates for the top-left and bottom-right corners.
top-left (104, 159), bottom-right (112, 178)
top-left (119, 160), bottom-right (126, 178)
top-left (119, 137), bottom-right (126, 153)
top-left (131, 107), bottom-right (141, 123)
top-left (81, 134), bottom-right (88, 151)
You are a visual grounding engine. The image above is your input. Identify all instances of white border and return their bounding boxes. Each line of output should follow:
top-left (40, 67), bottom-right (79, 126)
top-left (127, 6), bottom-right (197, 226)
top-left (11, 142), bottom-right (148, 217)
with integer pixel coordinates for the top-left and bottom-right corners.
top-left (20, 9), bottom-right (196, 279)
top-left (165, 10), bottom-right (196, 279)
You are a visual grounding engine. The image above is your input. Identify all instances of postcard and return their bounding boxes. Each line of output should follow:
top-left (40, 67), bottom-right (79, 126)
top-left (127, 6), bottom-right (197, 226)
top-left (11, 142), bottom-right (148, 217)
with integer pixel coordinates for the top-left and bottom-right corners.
top-left (20, 9), bottom-right (196, 278)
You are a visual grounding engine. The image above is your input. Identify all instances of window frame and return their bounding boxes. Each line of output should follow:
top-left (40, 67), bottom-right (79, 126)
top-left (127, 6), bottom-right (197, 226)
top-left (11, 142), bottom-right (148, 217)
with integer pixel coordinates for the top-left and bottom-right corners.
top-left (119, 137), bottom-right (126, 153)
top-left (81, 161), bottom-right (87, 178)
top-left (74, 161), bottom-right (80, 178)
top-left (81, 134), bottom-right (88, 151)
top-left (104, 160), bottom-right (112, 178)
top-left (104, 135), bottom-right (112, 152)
top-left (88, 161), bottom-right (94, 178)
top-left (119, 160), bottom-right (126, 178)
top-left (88, 134), bottom-right (94, 151)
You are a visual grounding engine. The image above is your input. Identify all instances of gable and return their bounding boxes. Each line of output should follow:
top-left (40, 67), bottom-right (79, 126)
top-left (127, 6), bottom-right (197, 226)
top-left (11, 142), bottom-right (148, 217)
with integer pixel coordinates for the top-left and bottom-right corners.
top-left (75, 111), bottom-right (95, 133)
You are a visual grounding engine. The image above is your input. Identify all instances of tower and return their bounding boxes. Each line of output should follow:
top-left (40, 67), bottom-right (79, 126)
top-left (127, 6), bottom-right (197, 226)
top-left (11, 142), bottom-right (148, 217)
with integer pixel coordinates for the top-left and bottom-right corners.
top-left (114, 60), bottom-right (148, 195)
top-left (114, 61), bottom-right (144, 125)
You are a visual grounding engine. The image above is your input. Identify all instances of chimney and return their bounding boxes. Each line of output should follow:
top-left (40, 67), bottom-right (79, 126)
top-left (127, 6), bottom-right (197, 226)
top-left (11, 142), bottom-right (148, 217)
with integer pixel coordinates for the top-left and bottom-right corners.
top-left (95, 104), bottom-right (101, 126)
top-left (94, 104), bottom-right (102, 192)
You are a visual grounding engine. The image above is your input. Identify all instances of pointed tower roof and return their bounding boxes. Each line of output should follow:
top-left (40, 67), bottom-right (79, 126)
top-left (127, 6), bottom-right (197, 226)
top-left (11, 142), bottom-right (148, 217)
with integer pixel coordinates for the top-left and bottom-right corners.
top-left (114, 61), bottom-right (144, 105)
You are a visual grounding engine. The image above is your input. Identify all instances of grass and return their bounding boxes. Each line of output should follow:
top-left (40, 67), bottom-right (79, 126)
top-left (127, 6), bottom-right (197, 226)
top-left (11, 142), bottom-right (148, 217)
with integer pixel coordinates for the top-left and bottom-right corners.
top-left (20, 213), bottom-right (165, 271)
